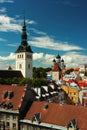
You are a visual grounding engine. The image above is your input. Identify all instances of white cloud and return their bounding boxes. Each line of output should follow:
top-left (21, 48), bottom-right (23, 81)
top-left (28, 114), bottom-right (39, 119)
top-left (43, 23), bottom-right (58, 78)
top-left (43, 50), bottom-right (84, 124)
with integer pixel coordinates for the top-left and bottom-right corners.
top-left (0, 52), bottom-right (15, 69)
top-left (0, 0), bottom-right (14, 3)
top-left (0, 61), bottom-right (9, 69)
top-left (0, 51), bottom-right (87, 69)
top-left (0, 7), bottom-right (7, 13)
top-left (27, 20), bottom-right (36, 25)
top-left (29, 28), bottom-right (46, 35)
top-left (33, 53), bottom-right (44, 60)
top-left (0, 60), bottom-right (15, 70)
top-left (0, 38), bottom-right (6, 41)
top-left (30, 36), bottom-right (83, 51)
top-left (62, 52), bottom-right (87, 68)
top-left (33, 52), bottom-right (55, 67)
top-left (0, 15), bottom-right (37, 33)
top-left (0, 15), bottom-right (21, 32)
top-left (33, 52), bottom-right (87, 68)
top-left (56, 0), bottom-right (78, 7)
top-left (7, 43), bottom-right (17, 47)
top-left (0, 52), bottom-right (15, 60)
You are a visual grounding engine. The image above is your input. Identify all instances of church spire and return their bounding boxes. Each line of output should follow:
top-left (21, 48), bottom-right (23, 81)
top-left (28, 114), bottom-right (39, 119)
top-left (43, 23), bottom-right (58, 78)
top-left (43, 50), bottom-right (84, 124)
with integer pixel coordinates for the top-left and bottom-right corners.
top-left (16, 17), bottom-right (33, 53)
top-left (21, 16), bottom-right (28, 46)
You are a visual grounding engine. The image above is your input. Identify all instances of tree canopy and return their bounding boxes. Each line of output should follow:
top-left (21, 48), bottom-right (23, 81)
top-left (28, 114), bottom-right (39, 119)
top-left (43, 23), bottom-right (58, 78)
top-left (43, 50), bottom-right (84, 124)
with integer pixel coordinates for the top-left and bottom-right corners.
top-left (0, 67), bottom-right (51, 87)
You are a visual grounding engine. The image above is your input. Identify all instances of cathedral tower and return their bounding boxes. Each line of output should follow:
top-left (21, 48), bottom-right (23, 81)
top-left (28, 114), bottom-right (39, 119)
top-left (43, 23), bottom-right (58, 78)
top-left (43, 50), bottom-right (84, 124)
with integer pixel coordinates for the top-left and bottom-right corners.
top-left (15, 17), bottom-right (33, 79)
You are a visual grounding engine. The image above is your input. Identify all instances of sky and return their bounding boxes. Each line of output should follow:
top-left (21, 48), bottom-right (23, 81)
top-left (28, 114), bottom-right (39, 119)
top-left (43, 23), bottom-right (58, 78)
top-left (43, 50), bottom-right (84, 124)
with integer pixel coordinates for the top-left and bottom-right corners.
top-left (0, 0), bottom-right (87, 69)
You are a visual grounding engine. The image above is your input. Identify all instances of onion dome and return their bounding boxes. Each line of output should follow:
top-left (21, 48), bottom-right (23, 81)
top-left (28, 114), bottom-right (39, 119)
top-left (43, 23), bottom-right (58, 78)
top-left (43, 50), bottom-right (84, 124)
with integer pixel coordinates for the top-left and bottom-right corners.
top-left (56, 54), bottom-right (61, 59)
top-left (53, 59), bottom-right (56, 62)
top-left (61, 59), bottom-right (64, 62)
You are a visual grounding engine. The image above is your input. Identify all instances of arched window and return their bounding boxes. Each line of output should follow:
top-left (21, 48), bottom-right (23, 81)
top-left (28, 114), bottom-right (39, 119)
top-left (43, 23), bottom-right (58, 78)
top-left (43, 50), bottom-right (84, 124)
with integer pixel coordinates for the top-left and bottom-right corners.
top-left (22, 54), bottom-right (23, 58)
top-left (28, 64), bottom-right (30, 69)
top-left (17, 55), bottom-right (19, 58)
top-left (19, 64), bottom-right (22, 69)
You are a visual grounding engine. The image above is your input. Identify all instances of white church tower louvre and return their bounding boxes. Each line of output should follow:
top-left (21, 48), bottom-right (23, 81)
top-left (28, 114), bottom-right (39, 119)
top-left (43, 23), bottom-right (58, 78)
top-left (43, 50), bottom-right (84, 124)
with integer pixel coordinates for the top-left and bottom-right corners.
top-left (15, 17), bottom-right (33, 79)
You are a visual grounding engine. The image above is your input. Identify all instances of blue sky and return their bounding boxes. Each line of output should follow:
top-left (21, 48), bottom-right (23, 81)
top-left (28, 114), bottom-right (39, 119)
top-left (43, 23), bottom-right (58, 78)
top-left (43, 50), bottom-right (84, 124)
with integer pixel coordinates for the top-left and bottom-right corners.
top-left (0, 0), bottom-right (87, 69)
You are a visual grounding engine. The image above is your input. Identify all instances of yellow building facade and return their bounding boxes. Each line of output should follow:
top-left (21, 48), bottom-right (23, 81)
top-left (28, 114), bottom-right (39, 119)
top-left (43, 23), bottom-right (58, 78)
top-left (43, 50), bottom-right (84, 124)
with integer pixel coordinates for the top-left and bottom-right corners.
top-left (61, 85), bottom-right (79, 104)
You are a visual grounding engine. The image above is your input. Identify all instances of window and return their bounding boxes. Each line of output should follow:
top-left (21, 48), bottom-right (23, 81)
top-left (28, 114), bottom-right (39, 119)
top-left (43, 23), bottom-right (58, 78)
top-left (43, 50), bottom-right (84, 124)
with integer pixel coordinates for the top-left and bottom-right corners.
top-left (19, 64), bottom-right (22, 69)
top-left (13, 115), bottom-right (16, 120)
top-left (69, 92), bottom-right (72, 96)
top-left (33, 126), bottom-right (37, 130)
top-left (20, 55), bottom-right (21, 58)
top-left (28, 64), bottom-right (30, 69)
top-left (27, 55), bottom-right (32, 59)
top-left (74, 92), bottom-right (76, 95)
top-left (27, 126), bottom-right (31, 130)
top-left (0, 124), bottom-right (3, 129)
top-left (13, 123), bottom-right (16, 129)
top-left (84, 103), bottom-right (87, 106)
top-left (6, 122), bottom-right (10, 127)
top-left (22, 54), bottom-right (23, 58)
top-left (0, 114), bottom-right (4, 120)
top-left (17, 55), bottom-right (19, 58)
top-left (6, 114), bottom-right (10, 120)
top-left (21, 124), bottom-right (24, 129)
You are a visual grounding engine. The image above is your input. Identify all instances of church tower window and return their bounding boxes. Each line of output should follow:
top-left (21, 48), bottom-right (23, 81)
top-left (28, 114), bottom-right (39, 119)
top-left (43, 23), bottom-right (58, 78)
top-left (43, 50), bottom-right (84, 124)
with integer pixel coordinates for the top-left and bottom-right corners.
top-left (19, 64), bottom-right (22, 69)
top-left (28, 64), bottom-right (30, 69)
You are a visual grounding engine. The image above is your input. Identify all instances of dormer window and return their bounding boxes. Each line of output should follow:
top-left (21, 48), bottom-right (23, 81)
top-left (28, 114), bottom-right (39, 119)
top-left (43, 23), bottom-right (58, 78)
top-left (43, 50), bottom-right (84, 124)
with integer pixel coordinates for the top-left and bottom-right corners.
top-left (31, 113), bottom-right (41, 124)
top-left (3, 91), bottom-right (8, 99)
top-left (8, 91), bottom-right (14, 99)
top-left (67, 119), bottom-right (78, 129)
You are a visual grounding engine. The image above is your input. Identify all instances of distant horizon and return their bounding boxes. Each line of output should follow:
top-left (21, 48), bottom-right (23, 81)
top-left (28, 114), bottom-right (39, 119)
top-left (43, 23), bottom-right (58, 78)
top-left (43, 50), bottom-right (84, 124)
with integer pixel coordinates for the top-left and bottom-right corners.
top-left (0, 0), bottom-right (87, 70)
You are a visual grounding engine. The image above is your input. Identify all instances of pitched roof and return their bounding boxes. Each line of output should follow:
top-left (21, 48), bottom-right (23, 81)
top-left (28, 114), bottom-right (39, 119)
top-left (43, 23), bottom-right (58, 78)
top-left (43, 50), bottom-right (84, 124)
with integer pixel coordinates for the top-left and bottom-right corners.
top-left (56, 54), bottom-right (61, 59)
top-left (0, 85), bottom-right (25, 110)
top-left (0, 70), bottom-right (23, 78)
top-left (16, 45), bottom-right (33, 53)
top-left (25, 101), bottom-right (87, 130)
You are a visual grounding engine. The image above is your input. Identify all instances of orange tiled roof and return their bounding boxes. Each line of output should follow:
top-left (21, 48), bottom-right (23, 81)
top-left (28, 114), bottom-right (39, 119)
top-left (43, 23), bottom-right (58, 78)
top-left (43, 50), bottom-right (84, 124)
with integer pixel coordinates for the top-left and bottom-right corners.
top-left (0, 85), bottom-right (25, 110)
top-left (74, 68), bottom-right (79, 71)
top-left (25, 101), bottom-right (87, 130)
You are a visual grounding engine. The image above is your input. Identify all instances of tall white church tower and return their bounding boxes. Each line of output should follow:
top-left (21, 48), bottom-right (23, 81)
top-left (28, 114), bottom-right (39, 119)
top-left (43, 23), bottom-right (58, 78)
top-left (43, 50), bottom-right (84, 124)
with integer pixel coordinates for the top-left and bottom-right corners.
top-left (15, 17), bottom-right (33, 79)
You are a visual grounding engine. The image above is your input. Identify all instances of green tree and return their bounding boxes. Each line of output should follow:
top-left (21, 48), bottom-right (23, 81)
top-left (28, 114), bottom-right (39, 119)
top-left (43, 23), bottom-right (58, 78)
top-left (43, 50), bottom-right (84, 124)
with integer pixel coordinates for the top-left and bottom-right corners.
top-left (33, 67), bottom-right (51, 79)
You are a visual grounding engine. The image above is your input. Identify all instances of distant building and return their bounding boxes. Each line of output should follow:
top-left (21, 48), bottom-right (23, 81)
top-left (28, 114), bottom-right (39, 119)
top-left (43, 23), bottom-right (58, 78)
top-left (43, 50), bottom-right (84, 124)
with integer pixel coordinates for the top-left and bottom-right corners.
top-left (61, 84), bottom-right (79, 105)
top-left (0, 70), bottom-right (23, 79)
top-left (0, 84), bottom-right (36, 130)
top-left (0, 18), bottom-right (33, 80)
top-left (79, 64), bottom-right (87, 77)
top-left (52, 54), bottom-right (66, 81)
top-left (15, 17), bottom-right (33, 79)
top-left (0, 85), bottom-right (25, 130)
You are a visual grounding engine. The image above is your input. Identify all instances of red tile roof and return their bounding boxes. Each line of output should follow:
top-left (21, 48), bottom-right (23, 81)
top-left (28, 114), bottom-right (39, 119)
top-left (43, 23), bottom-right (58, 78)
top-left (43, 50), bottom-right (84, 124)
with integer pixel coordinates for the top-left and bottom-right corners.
top-left (52, 64), bottom-right (61, 71)
top-left (77, 80), bottom-right (87, 87)
top-left (25, 101), bottom-right (87, 130)
top-left (74, 68), bottom-right (79, 71)
top-left (0, 85), bottom-right (25, 110)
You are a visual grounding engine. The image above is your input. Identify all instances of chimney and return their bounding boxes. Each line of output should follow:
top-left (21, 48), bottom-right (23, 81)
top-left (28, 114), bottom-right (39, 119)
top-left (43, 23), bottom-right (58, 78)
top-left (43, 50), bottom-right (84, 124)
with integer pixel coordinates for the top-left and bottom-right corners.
top-left (43, 104), bottom-right (48, 110)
